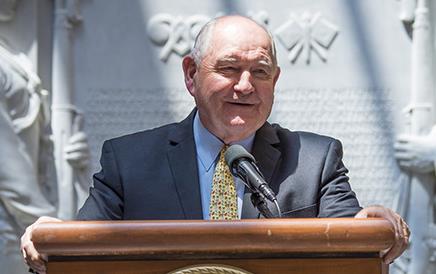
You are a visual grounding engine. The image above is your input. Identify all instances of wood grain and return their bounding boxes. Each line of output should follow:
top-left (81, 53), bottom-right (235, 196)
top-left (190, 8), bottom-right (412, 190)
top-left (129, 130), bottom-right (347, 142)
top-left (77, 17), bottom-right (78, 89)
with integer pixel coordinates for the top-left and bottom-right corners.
top-left (32, 218), bottom-right (393, 273)
top-left (33, 218), bottom-right (394, 256)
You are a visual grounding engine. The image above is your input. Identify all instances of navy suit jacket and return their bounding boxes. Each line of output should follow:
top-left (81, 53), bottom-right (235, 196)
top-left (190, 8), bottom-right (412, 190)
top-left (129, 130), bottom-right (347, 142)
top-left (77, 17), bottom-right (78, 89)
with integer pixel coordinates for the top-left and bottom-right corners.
top-left (77, 111), bottom-right (361, 220)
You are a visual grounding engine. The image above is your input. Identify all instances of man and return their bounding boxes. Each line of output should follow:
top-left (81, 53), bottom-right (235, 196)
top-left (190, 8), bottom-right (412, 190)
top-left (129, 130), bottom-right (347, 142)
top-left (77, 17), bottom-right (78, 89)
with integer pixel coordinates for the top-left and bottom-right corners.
top-left (21, 15), bottom-right (409, 273)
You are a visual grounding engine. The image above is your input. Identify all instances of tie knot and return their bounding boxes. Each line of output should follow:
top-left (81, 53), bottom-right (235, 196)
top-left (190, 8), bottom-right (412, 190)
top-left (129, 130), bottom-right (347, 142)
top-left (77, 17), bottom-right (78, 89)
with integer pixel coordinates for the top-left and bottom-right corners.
top-left (218, 145), bottom-right (229, 160)
top-left (222, 144), bottom-right (229, 152)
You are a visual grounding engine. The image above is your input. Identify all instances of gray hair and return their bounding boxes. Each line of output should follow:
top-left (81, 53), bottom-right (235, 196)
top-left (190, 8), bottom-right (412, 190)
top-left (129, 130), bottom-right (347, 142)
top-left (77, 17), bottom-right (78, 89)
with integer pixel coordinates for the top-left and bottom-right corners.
top-left (191, 16), bottom-right (278, 67)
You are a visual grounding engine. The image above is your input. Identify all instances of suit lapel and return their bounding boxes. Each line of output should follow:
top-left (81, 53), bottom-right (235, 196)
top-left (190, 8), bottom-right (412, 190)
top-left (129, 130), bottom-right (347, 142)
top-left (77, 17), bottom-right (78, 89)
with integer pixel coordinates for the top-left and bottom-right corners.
top-left (166, 110), bottom-right (203, 219)
top-left (241, 122), bottom-right (281, 219)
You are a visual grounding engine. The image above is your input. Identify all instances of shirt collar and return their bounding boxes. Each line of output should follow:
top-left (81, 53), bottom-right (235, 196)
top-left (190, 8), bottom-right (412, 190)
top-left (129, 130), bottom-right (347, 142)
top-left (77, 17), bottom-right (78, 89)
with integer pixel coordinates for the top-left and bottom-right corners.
top-left (193, 111), bottom-right (255, 172)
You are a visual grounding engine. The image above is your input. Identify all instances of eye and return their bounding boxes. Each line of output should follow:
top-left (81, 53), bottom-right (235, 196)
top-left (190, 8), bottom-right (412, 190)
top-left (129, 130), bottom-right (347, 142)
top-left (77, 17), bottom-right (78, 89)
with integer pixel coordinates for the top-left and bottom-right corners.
top-left (252, 68), bottom-right (271, 78)
top-left (253, 69), bottom-right (267, 74)
top-left (221, 66), bottom-right (239, 72)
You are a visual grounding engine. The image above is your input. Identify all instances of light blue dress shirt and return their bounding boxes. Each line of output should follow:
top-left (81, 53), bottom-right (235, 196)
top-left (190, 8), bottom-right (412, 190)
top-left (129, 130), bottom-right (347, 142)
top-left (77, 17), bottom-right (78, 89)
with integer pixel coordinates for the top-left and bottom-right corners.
top-left (193, 112), bottom-right (254, 220)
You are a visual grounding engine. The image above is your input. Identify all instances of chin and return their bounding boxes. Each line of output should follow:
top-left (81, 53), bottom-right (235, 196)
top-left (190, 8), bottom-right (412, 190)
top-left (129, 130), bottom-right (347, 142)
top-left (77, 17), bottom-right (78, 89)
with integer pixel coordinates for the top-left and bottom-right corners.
top-left (229, 115), bottom-right (250, 126)
top-left (222, 122), bottom-right (255, 142)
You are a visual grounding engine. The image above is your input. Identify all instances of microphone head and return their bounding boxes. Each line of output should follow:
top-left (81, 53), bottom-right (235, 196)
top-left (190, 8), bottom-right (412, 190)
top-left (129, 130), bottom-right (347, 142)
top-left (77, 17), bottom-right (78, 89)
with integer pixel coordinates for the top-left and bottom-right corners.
top-left (224, 144), bottom-right (255, 168)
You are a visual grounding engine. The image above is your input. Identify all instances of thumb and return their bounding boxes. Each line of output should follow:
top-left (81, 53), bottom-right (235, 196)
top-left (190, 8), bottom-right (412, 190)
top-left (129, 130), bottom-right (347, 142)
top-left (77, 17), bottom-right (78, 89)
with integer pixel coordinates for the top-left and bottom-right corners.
top-left (72, 111), bottom-right (84, 134)
top-left (354, 209), bottom-right (369, 218)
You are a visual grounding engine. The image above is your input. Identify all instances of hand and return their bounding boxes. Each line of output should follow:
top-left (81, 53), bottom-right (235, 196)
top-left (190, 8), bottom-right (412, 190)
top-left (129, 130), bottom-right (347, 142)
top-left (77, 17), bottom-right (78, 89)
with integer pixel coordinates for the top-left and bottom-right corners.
top-left (355, 206), bottom-right (409, 264)
top-left (21, 216), bottom-right (62, 274)
top-left (64, 131), bottom-right (90, 169)
top-left (394, 132), bottom-right (436, 173)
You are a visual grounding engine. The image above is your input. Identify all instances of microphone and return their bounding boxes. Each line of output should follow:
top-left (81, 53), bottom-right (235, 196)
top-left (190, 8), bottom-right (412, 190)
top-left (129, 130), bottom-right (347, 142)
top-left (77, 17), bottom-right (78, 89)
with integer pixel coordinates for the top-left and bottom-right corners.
top-left (224, 145), bottom-right (277, 203)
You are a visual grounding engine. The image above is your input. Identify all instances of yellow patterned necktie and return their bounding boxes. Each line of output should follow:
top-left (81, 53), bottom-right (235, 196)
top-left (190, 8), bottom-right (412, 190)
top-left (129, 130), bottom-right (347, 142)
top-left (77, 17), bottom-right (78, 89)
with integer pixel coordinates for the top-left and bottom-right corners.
top-left (209, 145), bottom-right (238, 220)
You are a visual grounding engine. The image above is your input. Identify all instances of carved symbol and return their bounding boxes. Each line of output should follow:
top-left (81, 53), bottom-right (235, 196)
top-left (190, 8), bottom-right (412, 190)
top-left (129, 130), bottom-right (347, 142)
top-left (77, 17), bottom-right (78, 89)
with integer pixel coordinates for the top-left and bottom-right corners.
top-left (274, 12), bottom-right (339, 64)
top-left (147, 14), bottom-right (210, 62)
top-left (247, 10), bottom-right (270, 28)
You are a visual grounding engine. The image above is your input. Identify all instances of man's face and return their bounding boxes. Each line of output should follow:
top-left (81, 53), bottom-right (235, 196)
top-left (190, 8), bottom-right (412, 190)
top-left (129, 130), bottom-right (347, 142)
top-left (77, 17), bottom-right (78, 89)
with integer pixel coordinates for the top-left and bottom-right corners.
top-left (183, 18), bottom-right (280, 143)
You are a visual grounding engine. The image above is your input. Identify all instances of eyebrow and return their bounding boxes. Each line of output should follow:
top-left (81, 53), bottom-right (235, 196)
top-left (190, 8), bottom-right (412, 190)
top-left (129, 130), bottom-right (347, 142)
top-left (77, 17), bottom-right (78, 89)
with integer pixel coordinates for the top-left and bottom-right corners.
top-left (217, 56), bottom-right (273, 67)
top-left (216, 57), bottom-right (238, 64)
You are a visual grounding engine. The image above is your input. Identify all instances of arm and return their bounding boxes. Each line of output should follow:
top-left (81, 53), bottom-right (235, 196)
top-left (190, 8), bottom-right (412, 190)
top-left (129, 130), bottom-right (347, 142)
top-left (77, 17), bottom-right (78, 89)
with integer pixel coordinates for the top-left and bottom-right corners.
top-left (316, 139), bottom-right (409, 262)
top-left (317, 139), bottom-right (362, 217)
top-left (76, 139), bottom-right (124, 220)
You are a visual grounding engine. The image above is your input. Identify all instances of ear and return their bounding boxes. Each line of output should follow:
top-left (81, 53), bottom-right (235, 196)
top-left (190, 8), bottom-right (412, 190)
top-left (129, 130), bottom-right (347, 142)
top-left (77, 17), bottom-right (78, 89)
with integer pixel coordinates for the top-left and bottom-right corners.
top-left (182, 55), bottom-right (198, 96)
top-left (272, 66), bottom-right (281, 87)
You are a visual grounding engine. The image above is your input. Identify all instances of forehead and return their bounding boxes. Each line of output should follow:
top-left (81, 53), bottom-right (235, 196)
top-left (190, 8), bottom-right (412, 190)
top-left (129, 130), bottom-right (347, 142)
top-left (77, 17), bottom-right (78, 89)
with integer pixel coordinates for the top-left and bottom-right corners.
top-left (214, 48), bottom-right (273, 66)
top-left (205, 19), bottom-right (273, 63)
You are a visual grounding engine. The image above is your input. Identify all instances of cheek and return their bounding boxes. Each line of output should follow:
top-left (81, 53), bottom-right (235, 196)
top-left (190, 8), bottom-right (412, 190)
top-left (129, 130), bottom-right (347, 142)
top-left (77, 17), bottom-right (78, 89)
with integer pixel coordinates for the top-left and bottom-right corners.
top-left (204, 74), bottom-right (234, 91)
top-left (258, 86), bottom-right (274, 104)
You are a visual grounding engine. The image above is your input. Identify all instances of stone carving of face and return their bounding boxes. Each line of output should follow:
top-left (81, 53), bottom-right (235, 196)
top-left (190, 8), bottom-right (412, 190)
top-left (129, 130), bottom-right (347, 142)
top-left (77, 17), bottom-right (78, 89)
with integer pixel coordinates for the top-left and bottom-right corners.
top-left (0, 0), bottom-right (18, 22)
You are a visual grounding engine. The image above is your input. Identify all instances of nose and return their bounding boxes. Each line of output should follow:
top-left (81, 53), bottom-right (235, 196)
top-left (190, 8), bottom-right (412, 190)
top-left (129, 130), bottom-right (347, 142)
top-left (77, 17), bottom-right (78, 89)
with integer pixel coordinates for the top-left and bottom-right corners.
top-left (234, 71), bottom-right (255, 94)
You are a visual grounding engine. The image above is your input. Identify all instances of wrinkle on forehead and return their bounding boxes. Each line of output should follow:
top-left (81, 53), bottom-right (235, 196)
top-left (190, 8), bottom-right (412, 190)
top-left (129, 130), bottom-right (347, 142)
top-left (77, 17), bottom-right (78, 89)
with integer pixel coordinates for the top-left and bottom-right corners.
top-left (218, 47), bottom-right (273, 65)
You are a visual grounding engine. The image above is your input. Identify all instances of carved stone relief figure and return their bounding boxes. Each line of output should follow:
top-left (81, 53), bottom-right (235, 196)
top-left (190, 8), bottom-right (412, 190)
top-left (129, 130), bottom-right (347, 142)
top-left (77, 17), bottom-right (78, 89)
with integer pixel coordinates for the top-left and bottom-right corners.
top-left (0, 38), bottom-right (90, 274)
top-left (0, 0), bottom-right (18, 22)
top-left (0, 39), bottom-right (58, 274)
top-left (393, 0), bottom-right (436, 273)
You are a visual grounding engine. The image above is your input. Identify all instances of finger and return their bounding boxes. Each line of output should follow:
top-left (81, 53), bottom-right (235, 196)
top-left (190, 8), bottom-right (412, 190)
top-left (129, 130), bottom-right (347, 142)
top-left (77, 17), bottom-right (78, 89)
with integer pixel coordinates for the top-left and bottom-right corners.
top-left (21, 225), bottom-right (32, 250)
top-left (398, 160), bottom-right (413, 168)
top-left (64, 151), bottom-right (90, 162)
top-left (402, 219), bottom-right (411, 236)
top-left (396, 135), bottom-right (412, 143)
top-left (64, 142), bottom-right (88, 153)
top-left (395, 216), bottom-right (403, 240)
top-left (29, 263), bottom-right (45, 274)
top-left (394, 144), bottom-right (414, 155)
top-left (68, 132), bottom-right (87, 143)
top-left (383, 235), bottom-right (408, 264)
top-left (29, 262), bottom-right (46, 274)
top-left (65, 157), bottom-right (89, 169)
top-left (393, 142), bottom-right (409, 150)
top-left (25, 240), bottom-right (45, 264)
top-left (36, 216), bottom-right (62, 224)
top-left (40, 253), bottom-right (48, 262)
top-left (354, 209), bottom-right (368, 218)
top-left (25, 254), bottom-right (45, 273)
top-left (384, 210), bottom-right (401, 238)
top-left (72, 113), bottom-right (84, 133)
top-left (394, 152), bottom-right (413, 160)
top-left (393, 214), bottom-right (405, 253)
top-left (382, 216), bottom-right (407, 264)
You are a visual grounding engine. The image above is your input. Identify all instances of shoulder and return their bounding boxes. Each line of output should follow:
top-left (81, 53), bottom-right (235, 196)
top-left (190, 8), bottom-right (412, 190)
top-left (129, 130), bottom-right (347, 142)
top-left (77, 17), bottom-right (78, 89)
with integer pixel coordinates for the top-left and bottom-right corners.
top-left (264, 123), bottom-right (344, 161)
top-left (270, 123), bottom-right (340, 147)
top-left (103, 122), bottom-right (180, 151)
top-left (101, 110), bottom-right (195, 154)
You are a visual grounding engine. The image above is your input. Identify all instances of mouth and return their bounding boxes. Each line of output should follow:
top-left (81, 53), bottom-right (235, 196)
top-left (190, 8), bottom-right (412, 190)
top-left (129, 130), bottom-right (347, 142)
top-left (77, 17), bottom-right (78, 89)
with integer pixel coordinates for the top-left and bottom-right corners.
top-left (227, 101), bottom-right (255, 107)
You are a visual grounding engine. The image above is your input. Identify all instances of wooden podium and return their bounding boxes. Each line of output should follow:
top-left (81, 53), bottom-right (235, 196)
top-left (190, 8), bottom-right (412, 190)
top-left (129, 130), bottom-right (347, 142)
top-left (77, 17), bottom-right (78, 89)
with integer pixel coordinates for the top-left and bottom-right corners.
top-left (32, 218), bottom-right (394, 274)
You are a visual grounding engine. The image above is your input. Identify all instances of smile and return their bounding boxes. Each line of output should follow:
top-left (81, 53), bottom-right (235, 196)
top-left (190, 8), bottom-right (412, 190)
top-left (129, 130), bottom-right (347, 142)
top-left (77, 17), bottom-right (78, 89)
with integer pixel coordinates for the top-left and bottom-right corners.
top-left (227, 101), bottom-right (255, 106)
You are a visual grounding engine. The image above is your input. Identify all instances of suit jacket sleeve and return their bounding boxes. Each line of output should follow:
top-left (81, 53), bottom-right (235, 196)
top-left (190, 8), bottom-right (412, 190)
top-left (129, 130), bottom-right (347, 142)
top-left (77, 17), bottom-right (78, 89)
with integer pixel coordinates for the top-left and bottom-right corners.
top-left (317, 139), bottom-right (362, 217)
top-left (76, 140), bottom-right (124, 220)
